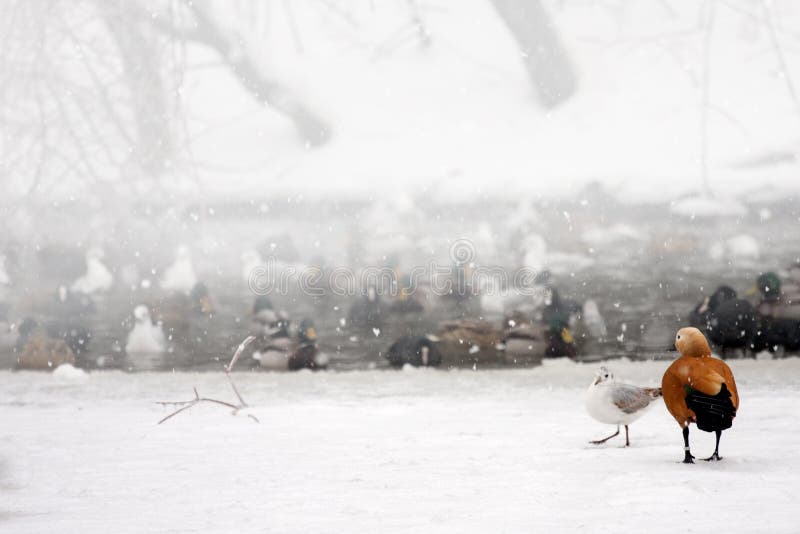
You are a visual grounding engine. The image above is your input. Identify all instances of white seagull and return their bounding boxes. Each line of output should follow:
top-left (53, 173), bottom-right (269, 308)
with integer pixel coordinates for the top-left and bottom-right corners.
top-left (160, 245), bottom-right (197, 294)
top-left (71, 248), bottom-right (113, 294)
top-left (585, 366), bottom-right (661, 446)
top-left (125, 305), bottom-right (166, 355)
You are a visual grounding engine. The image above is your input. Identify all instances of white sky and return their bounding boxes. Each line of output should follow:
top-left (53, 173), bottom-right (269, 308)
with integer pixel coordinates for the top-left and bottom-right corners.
top-left (182, 0), bottom-right (800, 203)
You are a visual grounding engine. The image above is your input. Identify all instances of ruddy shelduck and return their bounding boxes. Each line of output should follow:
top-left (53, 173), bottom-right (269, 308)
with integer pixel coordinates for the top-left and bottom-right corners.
top-left (662, 327), bottom-right (739, 463)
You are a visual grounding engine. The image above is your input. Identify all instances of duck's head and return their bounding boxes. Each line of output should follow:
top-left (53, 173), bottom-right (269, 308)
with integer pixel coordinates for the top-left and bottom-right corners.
top-left (252, 307), bottom-right (278, 333)
top-left (675, 327), bottom-right (711, 358)
top-left (534, 270), bottom-right (552, 285)
top-left (708, 285), bottom-right (737, 310)
top-left (18, 317), bottom-right (39, 338)
top-left (298, 318), bottom-right (317, 344)
top-left (252, 295), bottom-right (274, 315)
top-left (190, 282), bottom-right (214, 314)
top-left (593, 366), bottom-right (613, 385)
top-left (755, 272), bottom-right (781, 301)
top-left (133, 305), bottom-right (152, 323)
top-left (545, 287), bottom-right (561, 307)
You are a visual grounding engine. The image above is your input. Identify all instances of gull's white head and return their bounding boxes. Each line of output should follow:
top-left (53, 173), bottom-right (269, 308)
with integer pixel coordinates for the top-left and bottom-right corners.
top-left (86, 247), bottom-right (104, 261)
top-left (593, 366), bottom-right (613, 386)
top-left (175, 245), bottom-right (191, 260)
top-left (133, 305), bottom-right (151, 323)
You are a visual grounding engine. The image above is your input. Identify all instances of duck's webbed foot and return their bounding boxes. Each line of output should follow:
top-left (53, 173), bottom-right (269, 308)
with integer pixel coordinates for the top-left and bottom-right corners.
top-left (703, 430), bottom-right (723, 461)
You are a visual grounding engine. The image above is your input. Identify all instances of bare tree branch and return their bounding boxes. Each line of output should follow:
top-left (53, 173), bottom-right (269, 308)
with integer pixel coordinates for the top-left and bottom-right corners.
top-left (157, 336), bottom-right (258, 425)
top-left (700, 0), bottom-right (715, 195)
top-left (760, 0), bottom-right (800, 127)
top-left (184, 0), bottom-right (331, 147)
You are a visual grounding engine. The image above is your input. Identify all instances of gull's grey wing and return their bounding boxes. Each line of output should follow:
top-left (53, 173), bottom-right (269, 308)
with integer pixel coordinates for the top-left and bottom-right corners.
top-left (612, 384), bottom-right (656, 414)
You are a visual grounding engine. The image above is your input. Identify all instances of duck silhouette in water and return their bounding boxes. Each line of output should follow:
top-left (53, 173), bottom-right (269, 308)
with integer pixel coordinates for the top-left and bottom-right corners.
top-left (689, 285), bottom-right (756, 356)
top-left (542, 288), bottom-right (579, 357)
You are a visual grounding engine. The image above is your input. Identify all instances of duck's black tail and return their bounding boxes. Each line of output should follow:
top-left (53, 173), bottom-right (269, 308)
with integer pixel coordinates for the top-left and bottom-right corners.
top-left (685, 383), bottom-right (736, 432)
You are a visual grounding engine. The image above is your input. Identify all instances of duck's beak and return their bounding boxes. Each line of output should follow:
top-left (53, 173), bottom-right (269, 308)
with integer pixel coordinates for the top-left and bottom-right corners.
top-left (593, 376), bottom-right (601, 386)
top-left (305, 327), bottom-right (317, 340)
top-left (561, 328), bottom-right (574, 344)
top-left (745, 284), bottom-right (758, 297)
top-left (199, 296), bottom-right (214, 314)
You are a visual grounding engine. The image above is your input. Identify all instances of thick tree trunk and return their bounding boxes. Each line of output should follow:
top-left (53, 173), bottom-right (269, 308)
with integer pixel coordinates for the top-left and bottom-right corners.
top-left (489, 0), bottom-right (576, 108)
top-left (188, 2), bottom-right (331, 147)
top-left (100, 2), bottom-right (172, 176)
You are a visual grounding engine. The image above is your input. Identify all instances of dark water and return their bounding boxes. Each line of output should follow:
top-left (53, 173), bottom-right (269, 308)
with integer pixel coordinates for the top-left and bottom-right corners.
top-left (2, 196), bottom-right (798, 371)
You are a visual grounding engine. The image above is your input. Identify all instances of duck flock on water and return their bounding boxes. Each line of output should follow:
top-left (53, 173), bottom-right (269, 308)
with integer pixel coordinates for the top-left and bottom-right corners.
top-left (4, 241), bottom-right (800, 375)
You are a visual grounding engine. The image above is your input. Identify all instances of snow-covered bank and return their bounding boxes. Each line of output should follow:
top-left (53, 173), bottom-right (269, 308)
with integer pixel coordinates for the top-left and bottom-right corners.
top-left (3, 358), bottom-right (800, 533)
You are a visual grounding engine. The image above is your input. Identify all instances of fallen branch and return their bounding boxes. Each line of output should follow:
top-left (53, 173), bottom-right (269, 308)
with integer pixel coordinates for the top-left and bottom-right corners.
top-left (156, 336), bottom-right (258, 424)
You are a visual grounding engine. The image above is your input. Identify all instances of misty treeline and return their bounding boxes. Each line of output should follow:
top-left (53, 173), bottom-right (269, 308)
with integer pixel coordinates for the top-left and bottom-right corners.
top-left (0, 0), bottom-right (574, 204)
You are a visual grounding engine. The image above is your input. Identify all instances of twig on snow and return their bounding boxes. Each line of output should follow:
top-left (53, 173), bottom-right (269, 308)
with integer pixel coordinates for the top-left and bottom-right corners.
top-left (156, 336), bottom-right (258, 424)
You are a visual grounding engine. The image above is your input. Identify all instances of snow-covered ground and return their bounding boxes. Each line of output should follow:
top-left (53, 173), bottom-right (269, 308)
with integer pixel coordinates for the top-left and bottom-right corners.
top-left (3, 358), bottom-right (800, 533)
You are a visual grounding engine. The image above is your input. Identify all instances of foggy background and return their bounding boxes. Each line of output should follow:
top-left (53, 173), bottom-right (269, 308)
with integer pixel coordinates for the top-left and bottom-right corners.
top-left (1, 0), bottom-right (799, 370)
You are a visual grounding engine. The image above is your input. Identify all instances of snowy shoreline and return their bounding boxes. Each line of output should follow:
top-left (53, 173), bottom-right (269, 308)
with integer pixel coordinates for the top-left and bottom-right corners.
top-left (3, 358), bottom-right (800, 533)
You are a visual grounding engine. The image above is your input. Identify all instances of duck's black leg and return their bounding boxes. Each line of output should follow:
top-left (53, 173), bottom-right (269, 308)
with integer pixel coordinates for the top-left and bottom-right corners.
top-left (703, 430), bottom-right (723, 461)
top-left (590, 425), bottom-right (619, 445)
top-left (683, 425), bottom-right (694, 464)
top-left (625, 425), bottom-right (630, 447)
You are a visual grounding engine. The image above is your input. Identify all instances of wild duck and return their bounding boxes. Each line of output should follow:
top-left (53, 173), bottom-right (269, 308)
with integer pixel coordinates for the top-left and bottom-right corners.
top-left (386, 335), bottom-right (441, 367)
top-left (751, 272), bottom-right (800, 353)
top-left (15, 318), bottom-right (76, 370)
top-left (689, 285), bottom-right (757, 355)
top-left (252, 318), bottom-right (327, 371)
top-left (348, 283), bottom-right (382, 328)
top-left (662, 327), bottom-right (739, 463)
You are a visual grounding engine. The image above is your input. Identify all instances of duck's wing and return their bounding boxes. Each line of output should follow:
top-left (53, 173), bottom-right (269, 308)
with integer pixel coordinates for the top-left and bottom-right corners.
top-left (705, 358), bottom-right (739, 410)
top-left (662, 361), bottom-right (693, 426)
top-left (612, 384), bottom-right (656, 414)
